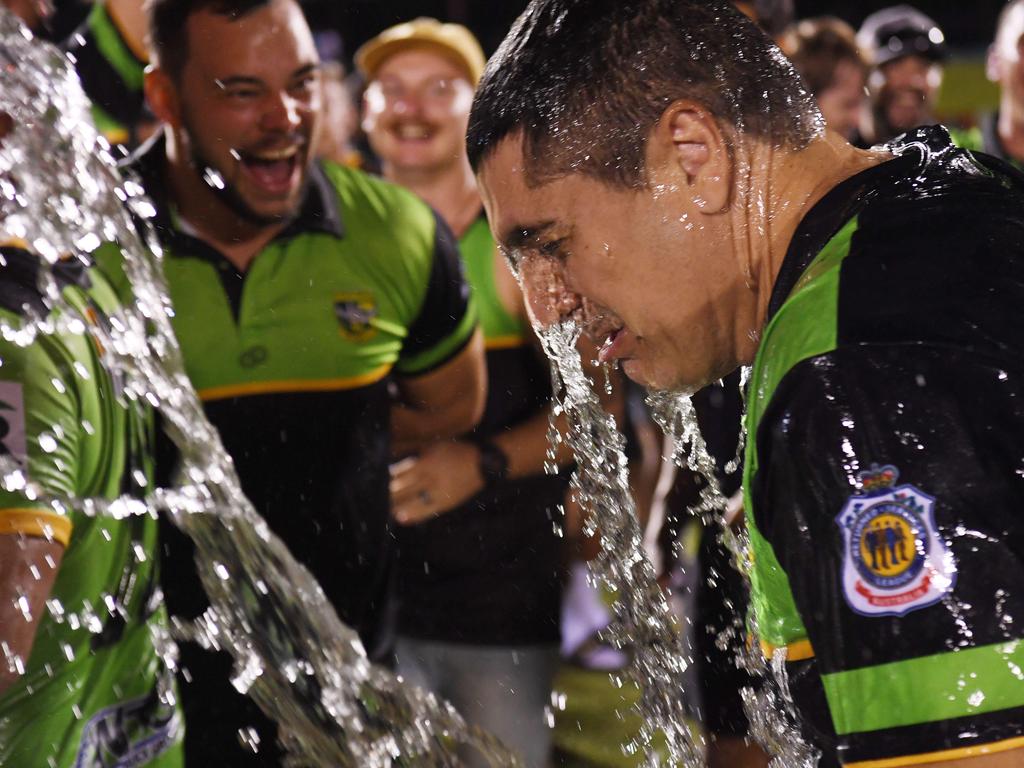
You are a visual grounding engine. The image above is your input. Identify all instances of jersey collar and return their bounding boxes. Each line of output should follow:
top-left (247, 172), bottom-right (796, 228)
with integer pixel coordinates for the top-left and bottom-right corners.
top-left (122, 133), bottom-right (345, 250)
top-left (766, 127), bottom-right (953, 322)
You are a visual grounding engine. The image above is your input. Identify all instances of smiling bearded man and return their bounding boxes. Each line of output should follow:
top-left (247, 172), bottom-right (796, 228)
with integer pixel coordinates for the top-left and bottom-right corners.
top-left (469, 1), bottom-right (1024, 767)
top-left (108, 0), bottom-right (486, 763)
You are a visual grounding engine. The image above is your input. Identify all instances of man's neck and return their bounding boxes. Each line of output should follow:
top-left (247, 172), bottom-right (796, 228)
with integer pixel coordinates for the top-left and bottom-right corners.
top-left (163, 133), bottom-right (284, 272)
top-left (996, 96), bottom-right (1024, 162)
top-left (383, 159), bottom-right (481, 238)
top-left (733, 132), bottom-right (887, 363)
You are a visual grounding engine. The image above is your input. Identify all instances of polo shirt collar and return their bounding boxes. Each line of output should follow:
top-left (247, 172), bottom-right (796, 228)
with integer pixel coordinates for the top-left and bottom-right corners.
top-left (123, 133), bottom-right (345, 245)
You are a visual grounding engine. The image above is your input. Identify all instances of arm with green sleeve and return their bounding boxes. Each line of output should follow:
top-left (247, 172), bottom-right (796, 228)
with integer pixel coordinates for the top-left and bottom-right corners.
top-left (0, 321), bottom-right (82, 694)
top-left (753, 343), bottom-right (1024, 767)
top-left (63, 0), bottom-right (150, 146)
top-left (391, 210), bottom-right (485, 455)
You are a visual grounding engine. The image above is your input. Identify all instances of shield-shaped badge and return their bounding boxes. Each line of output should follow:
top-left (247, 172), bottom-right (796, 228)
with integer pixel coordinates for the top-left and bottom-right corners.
top-left (836, 464), bottom-right (957, 618)
top-left (334, 291), bottom-right (378, 342)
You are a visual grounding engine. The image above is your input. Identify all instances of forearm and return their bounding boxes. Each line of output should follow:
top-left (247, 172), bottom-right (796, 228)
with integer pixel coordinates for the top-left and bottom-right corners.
top-left (392, 330), bottom-right (486, 456)
top-left (0, 535), bottom-right (63, 695)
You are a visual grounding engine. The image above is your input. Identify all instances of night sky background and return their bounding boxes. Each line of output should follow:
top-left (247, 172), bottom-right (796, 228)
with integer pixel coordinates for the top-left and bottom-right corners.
top-left (44, 1), bottom-right (1010, 64)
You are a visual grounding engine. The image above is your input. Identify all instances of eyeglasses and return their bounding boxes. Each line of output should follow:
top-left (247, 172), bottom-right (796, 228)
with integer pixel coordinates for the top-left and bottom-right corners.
top-left (365, 77), bottom-right (473, 110)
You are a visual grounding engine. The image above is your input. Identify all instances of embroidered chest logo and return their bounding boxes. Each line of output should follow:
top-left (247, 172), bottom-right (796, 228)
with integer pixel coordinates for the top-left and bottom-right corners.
top-left (334, 291), bottom-right (378, 342)
top-left (836, 464), bottom-right (956, 617)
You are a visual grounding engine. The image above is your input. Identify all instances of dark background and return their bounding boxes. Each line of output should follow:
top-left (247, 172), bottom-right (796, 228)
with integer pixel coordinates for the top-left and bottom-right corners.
top-left (46, 0), bottom-right (1009, 62)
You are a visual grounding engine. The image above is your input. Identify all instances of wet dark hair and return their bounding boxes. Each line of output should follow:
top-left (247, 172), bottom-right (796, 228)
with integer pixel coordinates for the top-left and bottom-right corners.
top-left (466, 0), bottom-right (821, 189)
top-left (148, 0), bottom-right (273, 79)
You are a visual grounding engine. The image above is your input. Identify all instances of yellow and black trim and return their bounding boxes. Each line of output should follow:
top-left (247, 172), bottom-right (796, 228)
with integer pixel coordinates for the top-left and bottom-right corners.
top-left (0, 508), bottom-right (72, 547)
top-left (197, 365), bottom-right (393, 403)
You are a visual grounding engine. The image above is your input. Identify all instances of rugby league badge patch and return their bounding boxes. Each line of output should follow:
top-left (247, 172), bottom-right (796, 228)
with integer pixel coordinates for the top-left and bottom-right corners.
top-left (836, 465), bottom-right (956, 617)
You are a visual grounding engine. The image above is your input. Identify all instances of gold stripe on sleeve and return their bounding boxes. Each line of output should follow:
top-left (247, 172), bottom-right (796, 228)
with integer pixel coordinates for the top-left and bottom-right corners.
top-left (0, 508), bottom-right (72, 547)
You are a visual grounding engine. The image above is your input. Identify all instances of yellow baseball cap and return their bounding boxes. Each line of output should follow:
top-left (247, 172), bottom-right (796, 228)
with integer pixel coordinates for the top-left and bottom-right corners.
top-left (355, 18), bottom-right (486, 85)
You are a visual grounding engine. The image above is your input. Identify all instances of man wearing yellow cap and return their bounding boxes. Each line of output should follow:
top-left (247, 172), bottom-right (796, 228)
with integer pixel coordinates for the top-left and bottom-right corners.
top-left (358, 19), bottom-right (577, 768)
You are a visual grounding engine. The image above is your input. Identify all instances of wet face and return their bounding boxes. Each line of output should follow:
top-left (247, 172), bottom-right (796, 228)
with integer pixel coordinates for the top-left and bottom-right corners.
top-left (362, 48), bottom-right (475, 175)
top-left (990, 6), bottom-right (1024, 111)
top-left (170, 0), bottom-right (321, 223)
top-left (478, 134), bottom-right (743, 393)
top-left (817, 59), bottom-right (866, 141)
top-left (872, 55), bottom-right (942, 134)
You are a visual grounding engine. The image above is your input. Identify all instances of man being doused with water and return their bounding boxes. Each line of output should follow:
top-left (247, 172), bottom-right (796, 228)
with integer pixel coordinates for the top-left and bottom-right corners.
top-left (0, 90), bottom-right (183, 768)
top-left (109, 0), bottom-right (484, 762)
top-left (470, 1), bottom-right (1024, 766)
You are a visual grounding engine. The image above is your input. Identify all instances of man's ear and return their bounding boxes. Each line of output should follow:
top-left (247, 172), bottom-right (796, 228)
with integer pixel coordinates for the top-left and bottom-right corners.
top-left (144, 66), bottom-right (181, 128)
top-left (650, 100), bottom-right (731, 214)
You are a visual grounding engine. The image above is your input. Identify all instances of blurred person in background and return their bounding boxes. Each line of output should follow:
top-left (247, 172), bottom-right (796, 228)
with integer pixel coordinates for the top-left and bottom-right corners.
top-left (0, 0), bottom-right (49, 32)
top-left (954, 0), bottom-right (1024, 167)
top-left (317, 60), bottom-right (364, 168)
top-left (121, 0), bottom-right (485, 762)
top-left (782, 17), bottom-right (869, 142)
top-left (359, 18), bottom-right (591, 766)
top-left (854, 5), bottom-right (948, 147)
top-left (62, 0), bottom-right (156, 149)
top-left (732, 0), bottom-right (793, 42)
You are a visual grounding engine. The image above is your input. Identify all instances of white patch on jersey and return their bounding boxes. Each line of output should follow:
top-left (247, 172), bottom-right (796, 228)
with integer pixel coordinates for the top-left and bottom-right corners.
top-left (836, 473), bottom-right (957, 617)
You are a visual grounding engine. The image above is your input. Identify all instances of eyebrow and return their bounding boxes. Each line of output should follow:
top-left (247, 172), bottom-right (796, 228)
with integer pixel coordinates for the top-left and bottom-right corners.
top-left (500, 220), bottom-right (559, 251)
top-left (214, 64), bottom-right (320, 90)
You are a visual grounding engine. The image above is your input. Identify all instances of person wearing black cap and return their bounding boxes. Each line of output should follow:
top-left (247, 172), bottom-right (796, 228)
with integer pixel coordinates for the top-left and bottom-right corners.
top-left (854, 5), bottom-right (948, 147)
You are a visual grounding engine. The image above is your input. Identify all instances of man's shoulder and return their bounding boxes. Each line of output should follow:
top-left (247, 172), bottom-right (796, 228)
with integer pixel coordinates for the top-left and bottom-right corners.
top-left (316, 160), bottom-right (436, 237)
top-left (833, 150), bottom-right (1024, 361)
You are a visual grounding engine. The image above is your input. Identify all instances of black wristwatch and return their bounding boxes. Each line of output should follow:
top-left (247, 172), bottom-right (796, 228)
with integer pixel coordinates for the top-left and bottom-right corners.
top-left (476, 439), bottom-right (509, 487)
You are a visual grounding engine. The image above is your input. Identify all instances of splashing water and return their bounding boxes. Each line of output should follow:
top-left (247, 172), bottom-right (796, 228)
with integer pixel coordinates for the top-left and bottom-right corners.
top-left (537, 321), bottom-right (703, 766)
top-left (0, 14), bottom-right (520, 767)
top-left (645, 387), bottom-right (820, 767)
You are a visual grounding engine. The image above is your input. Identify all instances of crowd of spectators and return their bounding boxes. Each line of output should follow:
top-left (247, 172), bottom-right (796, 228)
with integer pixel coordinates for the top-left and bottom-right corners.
top-left (1, 1), bottom-right (1022, 767)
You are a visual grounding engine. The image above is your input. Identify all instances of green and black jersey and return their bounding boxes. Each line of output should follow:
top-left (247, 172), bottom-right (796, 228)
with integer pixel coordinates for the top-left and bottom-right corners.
top-left (116, 137), bottom-right (476, 764)
top-left (63, 2), bottom-right (149, 148)
top-left (0, 245), bottom-right (182, 768)
top-left (744, 126), bottom-right (1024, 766)
top-left (394, 216), bottom-right (568, 645)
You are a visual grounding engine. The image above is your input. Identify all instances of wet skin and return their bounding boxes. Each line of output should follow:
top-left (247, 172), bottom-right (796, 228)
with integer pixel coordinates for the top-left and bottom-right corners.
top-left (477, 106), bottom-right (883, 395)
top-left (145, 0), bottom-right (322, 235)
top-left (363, 48), bottom-right (476, 178)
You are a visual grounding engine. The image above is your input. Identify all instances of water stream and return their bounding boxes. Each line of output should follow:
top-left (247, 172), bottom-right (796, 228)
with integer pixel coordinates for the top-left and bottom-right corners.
top-left (0, 14), bottom-right (518, 766)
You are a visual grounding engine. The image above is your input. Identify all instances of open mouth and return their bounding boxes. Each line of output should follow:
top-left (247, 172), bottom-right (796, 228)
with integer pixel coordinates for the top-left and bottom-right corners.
top-left (392, 123), bottom-right (436, 143)
top-left (238, 145), bottom-right (301, 195)
top-left (597, 326), bottom-right (628, 363)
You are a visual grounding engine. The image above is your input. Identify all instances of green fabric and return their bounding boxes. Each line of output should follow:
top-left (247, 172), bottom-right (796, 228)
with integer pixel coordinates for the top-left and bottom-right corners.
top-left (88, 2), bottom-right (145, 92)
top-left (459, 217), bottom-right (527, 345)
top-left (551, 665), bottom-right (671, 767)
top-left (142, 162), bottom-right (476, 396)
top-left (949, 126), bottom-right (984, 153)
top-left (822, 639), bottom-right (1024, 735)
top-left (0, 262), bottom-right (182, 767)
top-left (742, 216), bottom-right (858, 648)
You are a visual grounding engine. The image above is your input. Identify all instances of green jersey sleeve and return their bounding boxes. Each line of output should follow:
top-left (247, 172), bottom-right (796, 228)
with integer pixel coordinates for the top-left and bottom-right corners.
top-left (0, 321), bottom-right (82, 546)
top-left (394, 209), bottom-right (477, 375)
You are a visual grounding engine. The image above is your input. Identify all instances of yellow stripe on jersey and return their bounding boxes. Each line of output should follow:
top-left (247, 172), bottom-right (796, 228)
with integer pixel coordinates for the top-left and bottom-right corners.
top-left (760, 637), bottom-right (815, 662)
top-left (198, 364), bottom-right (393, 402)
top-left (484, 334), bottom-right (528, 351)
top-left (845, 735), bottom-right (1024, 767)
top-left (0, 508), bottom-right (72, 547)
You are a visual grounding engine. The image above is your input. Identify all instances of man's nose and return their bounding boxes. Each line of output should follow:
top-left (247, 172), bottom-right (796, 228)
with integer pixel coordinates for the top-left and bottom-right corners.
top-left (262, 91), bottom-right (303, 133)
top-left (519, 257), bottom-right (579, 329)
